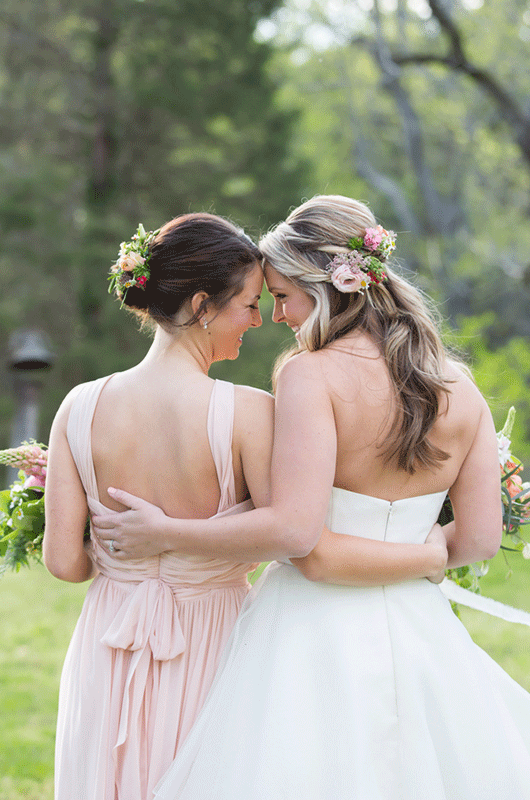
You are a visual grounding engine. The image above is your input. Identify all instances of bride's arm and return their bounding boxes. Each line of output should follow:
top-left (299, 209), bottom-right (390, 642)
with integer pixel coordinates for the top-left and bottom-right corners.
top-left (442, 399), bottom-right (502, 568)
top-left (93, 356), bottom-right (335, 560)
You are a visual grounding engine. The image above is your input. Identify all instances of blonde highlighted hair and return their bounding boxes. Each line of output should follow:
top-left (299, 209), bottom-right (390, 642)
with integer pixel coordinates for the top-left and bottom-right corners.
top-left (260, 195), bottom-right (455, 474)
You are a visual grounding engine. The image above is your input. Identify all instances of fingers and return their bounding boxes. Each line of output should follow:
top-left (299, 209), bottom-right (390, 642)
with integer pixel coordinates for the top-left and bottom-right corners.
top-left (91, 524), bottom-right (127, 558)
top-left (91, 514), bottom-right (119, 531)
top-left (108, 487), bottom-right (146, 509)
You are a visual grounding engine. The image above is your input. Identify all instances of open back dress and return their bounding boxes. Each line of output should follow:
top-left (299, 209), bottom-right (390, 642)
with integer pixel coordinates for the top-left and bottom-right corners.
top-left (54, 376), bottom-right (256, 800)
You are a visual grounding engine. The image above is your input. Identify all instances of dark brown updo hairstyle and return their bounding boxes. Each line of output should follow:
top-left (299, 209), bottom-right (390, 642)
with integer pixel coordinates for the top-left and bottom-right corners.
top-left (119, 213), bottom-right (261, 327)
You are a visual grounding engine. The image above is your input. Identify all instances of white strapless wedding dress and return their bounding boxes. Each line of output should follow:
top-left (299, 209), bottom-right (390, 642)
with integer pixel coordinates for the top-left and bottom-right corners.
top-left (154, 488), bottom-right (530, 799)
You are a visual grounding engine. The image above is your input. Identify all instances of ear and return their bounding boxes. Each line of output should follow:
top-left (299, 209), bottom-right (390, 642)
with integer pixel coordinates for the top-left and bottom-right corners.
top-left (190, 291), bottom-right (210, 318)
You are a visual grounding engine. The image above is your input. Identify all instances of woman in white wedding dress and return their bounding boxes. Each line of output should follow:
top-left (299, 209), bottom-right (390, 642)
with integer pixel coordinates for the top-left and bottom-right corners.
top-left (94, 195), bottom-right (530, 799)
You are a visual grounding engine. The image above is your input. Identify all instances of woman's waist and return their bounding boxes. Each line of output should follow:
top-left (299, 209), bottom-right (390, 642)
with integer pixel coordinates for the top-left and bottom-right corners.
top-left (92, 556), bottom-right (255, 595)
top-left (90, 541), bottom-right (255, 584)
top-left (94, 569), bottom-right (252, 598)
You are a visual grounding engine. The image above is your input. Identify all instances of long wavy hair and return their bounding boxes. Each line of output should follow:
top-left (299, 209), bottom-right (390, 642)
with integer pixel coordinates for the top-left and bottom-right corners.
top-left (260, 195), bottom-right (456, 474)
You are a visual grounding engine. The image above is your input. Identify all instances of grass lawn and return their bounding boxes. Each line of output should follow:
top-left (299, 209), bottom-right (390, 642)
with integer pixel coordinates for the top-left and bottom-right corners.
top-left (1, 554), bottom-right (529, 800)
top-left (0, 566), bottom-right (87, 800)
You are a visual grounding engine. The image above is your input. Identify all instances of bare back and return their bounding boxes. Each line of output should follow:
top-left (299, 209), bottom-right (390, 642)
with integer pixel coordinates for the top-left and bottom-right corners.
top-left (316, 332), bottom-right (484, 501)
top-left (90, 366), bottom-right (250, 518)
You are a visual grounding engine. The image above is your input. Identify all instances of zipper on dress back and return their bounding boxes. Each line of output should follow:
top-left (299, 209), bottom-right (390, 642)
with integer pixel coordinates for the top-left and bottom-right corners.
top-left (383, 501), bottom-right (393, 541)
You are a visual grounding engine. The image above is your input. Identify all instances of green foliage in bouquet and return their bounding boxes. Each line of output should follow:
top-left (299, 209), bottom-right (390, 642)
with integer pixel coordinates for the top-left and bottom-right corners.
top-left (0, 443), bottom-right (47, 576)
top-left (0, 482), bottom-right (45, 574)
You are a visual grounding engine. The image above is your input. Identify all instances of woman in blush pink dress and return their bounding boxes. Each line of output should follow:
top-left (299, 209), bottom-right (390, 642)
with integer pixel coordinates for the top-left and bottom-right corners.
top-left (43, 213), bottom-right (274, 799)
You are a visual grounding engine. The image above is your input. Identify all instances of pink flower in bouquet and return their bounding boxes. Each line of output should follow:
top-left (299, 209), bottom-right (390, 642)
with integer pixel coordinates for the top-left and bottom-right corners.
top-left (0, 443), bottom-right (48, 484)
top-left (23, 474), bottom-right (46, 490)
top-left (505, 471), bottom-right (523, 499)
top-left (502, 457), bottom-right (525, 499)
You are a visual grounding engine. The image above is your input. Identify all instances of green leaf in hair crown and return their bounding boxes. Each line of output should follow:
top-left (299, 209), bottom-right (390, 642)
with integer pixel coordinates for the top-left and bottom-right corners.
top-left (108, 223), bottom-right (160, 303)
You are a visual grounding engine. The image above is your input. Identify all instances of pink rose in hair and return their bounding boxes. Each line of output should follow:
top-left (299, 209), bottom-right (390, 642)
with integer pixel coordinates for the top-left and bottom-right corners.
top-left (330, 264), bottom-right (369, 293)
top-left (118, 252), bottom-right (146, 271)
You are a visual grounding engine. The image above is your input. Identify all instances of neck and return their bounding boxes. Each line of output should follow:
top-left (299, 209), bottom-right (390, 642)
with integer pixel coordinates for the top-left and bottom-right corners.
top-left (143, 324), bottom-right (213, 376)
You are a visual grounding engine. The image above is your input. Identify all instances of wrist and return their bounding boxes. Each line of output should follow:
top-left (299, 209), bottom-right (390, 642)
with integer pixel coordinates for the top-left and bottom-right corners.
top-left (426, 542), bottom-right (448, 579)
top-left (160, 514), bottom-right (177, 552)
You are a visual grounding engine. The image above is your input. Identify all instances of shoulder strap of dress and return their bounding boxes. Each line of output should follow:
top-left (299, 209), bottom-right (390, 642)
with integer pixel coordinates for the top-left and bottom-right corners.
top-left (66, 375), bottom-right (114, 502)
top-left (207, 379), bottom-right (236, 512)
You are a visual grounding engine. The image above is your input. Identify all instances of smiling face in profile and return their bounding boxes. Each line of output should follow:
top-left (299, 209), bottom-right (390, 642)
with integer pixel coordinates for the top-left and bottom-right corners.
top-left (264, 263), bottom-right (314, 341)
top-left (207, 261), bottom-right (264, 360)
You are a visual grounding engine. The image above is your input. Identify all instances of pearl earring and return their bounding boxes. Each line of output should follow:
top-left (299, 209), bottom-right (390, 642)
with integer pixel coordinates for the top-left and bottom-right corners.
top-left (202, 319), bottom-right (208, 330)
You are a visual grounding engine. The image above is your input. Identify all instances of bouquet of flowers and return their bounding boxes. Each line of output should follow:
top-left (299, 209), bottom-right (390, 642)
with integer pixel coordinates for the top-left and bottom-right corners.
top-left (0, 443), bottom-right (48, 575)
top-left (444, 407), bottom-right (530, 591)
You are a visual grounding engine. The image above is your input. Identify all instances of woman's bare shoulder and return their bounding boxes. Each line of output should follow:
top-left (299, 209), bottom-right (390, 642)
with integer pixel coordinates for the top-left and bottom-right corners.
top-left (233, 384), bottom-right (274, 433)
top-left (234, 383), bottom-right (273, 407)
top-left (442, 359), bottom-right (490, 423)
top-left (445, 359), bottom-right (484, 399)
top-left (276, 349), bottom-right (330, 382)
top-left (51, 381), bottom-right (93, 431)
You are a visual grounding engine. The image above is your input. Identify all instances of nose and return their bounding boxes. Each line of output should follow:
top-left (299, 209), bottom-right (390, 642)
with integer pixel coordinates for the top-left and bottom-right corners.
top-left (272, 298), bottom-right (284, 324)
top-left (251, 307), bottom-right (262, 327)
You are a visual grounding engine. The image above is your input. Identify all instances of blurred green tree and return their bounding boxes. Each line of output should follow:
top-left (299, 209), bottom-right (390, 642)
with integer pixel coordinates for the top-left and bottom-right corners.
top-left (0, 0), bottom-right (306, 444)
top-left (253, 0), bottom-right (530, 436)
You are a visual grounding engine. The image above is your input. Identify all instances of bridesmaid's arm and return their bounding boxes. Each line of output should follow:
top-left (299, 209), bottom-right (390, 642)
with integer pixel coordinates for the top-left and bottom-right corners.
top-left (290, 524), bottom-right (447, 586)
top-left (43, 394), bottom-right (97, 583)
top-left (233, 385), bottom-right (274, 510)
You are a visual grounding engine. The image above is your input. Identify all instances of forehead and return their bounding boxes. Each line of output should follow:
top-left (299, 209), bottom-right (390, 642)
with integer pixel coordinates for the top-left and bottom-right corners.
top-left (239, 261), bottom-right (264, 295)
top-left (263, 263), bottom-right (291, 291)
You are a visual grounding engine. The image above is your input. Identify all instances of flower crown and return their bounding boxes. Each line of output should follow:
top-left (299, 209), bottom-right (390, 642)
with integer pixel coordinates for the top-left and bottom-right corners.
top-left (108, 223), bottom-right (160, 303)
top-left (325, 225), bottom-right (396, 294)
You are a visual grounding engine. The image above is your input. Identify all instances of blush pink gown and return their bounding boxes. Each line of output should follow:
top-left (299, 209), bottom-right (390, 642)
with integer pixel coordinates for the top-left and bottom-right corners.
top-left (54, 376), bottom-right (256, 800)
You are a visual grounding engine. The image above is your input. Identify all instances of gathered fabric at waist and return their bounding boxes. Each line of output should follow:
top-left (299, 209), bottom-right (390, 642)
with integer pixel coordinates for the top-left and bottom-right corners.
top-left (95, 566), bottom-right (251, 596)
top-left (91, 572), bottom-right (250, 663)
top-left (89, 536), bottom-right (256, 588)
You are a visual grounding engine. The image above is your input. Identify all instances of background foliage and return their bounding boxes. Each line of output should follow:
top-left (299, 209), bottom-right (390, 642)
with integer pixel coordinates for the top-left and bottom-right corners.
top-left (0, 0), bottom-right (304, 451)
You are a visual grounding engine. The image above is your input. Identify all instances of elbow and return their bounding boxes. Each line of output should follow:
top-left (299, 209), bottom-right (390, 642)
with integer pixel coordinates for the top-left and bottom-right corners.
top-left (477, 522), bottom-right (503, 562)
top-left (43, 553), bottom-right (77, 582)
top-left (268, 509), bottom-right (322, 559)
top-left (293, 554), bottom-right (324, 582)
top-left (449, 510), bottom-right (503, 565)
top-left (45, 562), bottom-right (92, 583)
top-left (479, 539), bottom-right (501, 562)
top-left (287, 530), bottom-right (320, 559)
top-left (43, 556), bottom-right (70, 582)
top-left (269, 514), bottom-right (320, 559)
top-left (43, 539), bottom-right (92, 583)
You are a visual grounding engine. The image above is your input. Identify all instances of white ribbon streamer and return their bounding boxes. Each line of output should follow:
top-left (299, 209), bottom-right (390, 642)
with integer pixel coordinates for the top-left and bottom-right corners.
top-left (440, 577), bottom-right (530, 627)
